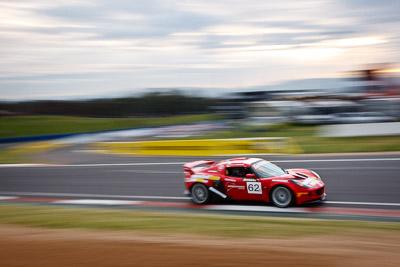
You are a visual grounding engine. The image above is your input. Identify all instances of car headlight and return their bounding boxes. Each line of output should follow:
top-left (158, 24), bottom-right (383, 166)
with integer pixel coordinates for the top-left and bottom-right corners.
top-left (310, 170), bottom-right (321, 180)
top-left (290, 179), bottom-right (313, 189)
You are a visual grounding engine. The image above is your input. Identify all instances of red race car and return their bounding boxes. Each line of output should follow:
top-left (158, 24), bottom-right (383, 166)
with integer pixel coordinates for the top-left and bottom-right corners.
top-left (183, 158), bottom-right (325, 208)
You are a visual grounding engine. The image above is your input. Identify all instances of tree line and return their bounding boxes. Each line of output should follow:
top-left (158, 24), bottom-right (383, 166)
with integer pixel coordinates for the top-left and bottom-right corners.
top-left (0, 92), bottom-right (220, 117)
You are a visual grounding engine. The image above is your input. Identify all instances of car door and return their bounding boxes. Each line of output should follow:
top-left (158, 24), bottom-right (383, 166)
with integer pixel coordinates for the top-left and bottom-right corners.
top-left (223, 167), bottom-right (263, 201)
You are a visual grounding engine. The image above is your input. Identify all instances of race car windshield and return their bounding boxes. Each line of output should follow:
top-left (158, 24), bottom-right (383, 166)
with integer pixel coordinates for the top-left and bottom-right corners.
top-left (251, 160), bottom-right (286, 178)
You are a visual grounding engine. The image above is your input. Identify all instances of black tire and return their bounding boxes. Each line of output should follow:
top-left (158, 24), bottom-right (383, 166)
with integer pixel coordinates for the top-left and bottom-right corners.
top-left (191, 183), bottom-right (210, 204)
top-left (270, 186), bottom-right (294, 208)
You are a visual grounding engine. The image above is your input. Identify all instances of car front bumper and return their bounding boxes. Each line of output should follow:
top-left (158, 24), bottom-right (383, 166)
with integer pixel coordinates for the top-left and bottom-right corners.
top-left (301, 193), bottom-right (327, 205)
top-left (183, 190), bottom-right (191, 197)
top-left (296, 186), bottom-right (326, 205)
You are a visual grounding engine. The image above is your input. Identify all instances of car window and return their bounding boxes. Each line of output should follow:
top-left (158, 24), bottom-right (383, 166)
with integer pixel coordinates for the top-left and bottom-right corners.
top-left (251, 160), bottom-right (286, 178)
top-left (225, 167), bottom-right (252, 178)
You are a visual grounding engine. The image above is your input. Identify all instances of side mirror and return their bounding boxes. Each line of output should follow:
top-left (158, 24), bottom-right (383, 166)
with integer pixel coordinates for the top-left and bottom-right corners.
top-left (245, 174), bottom-right (257, 179)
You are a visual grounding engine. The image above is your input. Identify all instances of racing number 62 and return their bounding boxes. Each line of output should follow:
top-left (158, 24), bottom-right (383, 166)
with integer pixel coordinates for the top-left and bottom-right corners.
top-left (246, 182), bottom-right (262, 194)
top-left (248, 183), bottom-right (259, 191)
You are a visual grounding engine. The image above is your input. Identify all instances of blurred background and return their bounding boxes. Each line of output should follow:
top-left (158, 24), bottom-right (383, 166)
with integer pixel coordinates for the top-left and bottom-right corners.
top-left (0, 0), bottom-right (399, 156)
top-left (1, 63), bottom-right (400, 157)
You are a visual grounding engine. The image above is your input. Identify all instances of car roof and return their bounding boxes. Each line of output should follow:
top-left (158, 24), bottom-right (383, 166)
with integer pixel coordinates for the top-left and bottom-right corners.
top-left (220, 157), bottom-right (263, 167)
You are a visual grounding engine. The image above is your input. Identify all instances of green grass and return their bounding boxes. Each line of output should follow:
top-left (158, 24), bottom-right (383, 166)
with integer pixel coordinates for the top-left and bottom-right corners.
top-left (0, 148), bottom-right (28, 164)
top-left (177, 123), bottom-right (400, 153)
top-left (0, 114), bottom-right (221, 139)
top-left (0, 204), bottom-right (398, 238)
top-left (1, 116), bottom-right (400, 155)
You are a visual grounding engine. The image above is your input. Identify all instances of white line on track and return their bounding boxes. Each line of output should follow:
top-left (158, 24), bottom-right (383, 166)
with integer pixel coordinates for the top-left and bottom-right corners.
top-left (53, 199), bottom-right (143, 205)
top-left (0, 162), bottom-right (186, 168)
top-left (206, 205), bottom-right (307, 213)
top-left (110, 170), bottom-right (182, 174)
top-left (310, 167), bottom-right (400, 170)
top-left (325, 201), bottom-right (400, 207)
top-left (1, 158), bottom-right (400, 168)
top-left (1, 192), bottom-right (400, 207)
top-left (271, 158), bottom-right (400, 163)
top-left (0, 192), bottom-right (190, 200)
top-left (0, 196), bottom-right (18, 200)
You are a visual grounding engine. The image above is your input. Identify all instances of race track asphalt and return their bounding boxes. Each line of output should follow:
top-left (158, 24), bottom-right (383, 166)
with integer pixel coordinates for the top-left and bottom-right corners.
top-left (1, 145), bottom-right (400, 210)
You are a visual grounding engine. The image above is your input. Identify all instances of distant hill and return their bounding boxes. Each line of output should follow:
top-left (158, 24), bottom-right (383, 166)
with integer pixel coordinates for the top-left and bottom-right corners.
top-left (125, 78), bottom-right (359, 98)
top-left (2, 76), bottom-right (398, 102)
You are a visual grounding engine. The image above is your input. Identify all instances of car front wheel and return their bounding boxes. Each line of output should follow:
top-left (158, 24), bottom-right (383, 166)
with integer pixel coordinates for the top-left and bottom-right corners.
top-left (271, 186), bottom-right (293, 208)
top-left (191, 183), bottom-right (210, 204)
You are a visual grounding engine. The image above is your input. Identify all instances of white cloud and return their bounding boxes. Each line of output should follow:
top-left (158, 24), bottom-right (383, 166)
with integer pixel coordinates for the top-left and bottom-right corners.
top-left (331, 37), bottom-right (387, 47)
top-left (0, 0), bottom-right (399, 100)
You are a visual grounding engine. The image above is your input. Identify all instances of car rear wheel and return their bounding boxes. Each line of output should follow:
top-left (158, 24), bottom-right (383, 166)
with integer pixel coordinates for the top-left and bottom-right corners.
top-left (271, 186), bottom-right (293, 208)
top-left (191, 183), bottom-right (210, 204)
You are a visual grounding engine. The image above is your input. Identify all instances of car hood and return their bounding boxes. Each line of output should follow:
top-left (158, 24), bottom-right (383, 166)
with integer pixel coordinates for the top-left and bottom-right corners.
top-left (285, 169), bottom-right (324, 188)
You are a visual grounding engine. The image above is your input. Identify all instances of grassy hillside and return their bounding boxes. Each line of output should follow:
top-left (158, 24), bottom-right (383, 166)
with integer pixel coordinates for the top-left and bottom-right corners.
top-left (0, 114), bottom-right (221, 139)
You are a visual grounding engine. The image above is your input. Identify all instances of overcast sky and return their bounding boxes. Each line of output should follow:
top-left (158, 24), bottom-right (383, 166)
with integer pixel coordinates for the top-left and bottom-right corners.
top-left (1, 0), bottom-right (399, 100)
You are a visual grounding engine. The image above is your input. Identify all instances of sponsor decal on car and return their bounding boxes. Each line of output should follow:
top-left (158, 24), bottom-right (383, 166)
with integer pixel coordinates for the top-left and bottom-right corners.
top-left (272, 179), bottom-right (288, 182)
top-left (191, 175), bottom-right (210, 179)
top-left (187, 174), bottom-right (212, 183)
top-left (187, 174), bottom-right (220, 183)
top-left (227, 184), bottom-right (245, 190)
top-left (302, 177), bottom-right (321, 187)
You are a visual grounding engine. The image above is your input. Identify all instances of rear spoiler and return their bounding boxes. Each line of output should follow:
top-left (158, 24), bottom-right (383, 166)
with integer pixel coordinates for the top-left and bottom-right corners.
top-left (183, 160), bottom-right (216, 174)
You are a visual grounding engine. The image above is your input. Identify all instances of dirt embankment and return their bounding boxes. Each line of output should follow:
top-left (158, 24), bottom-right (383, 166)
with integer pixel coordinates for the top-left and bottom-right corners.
top-left (0, 225), bottom-right (399, 267)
